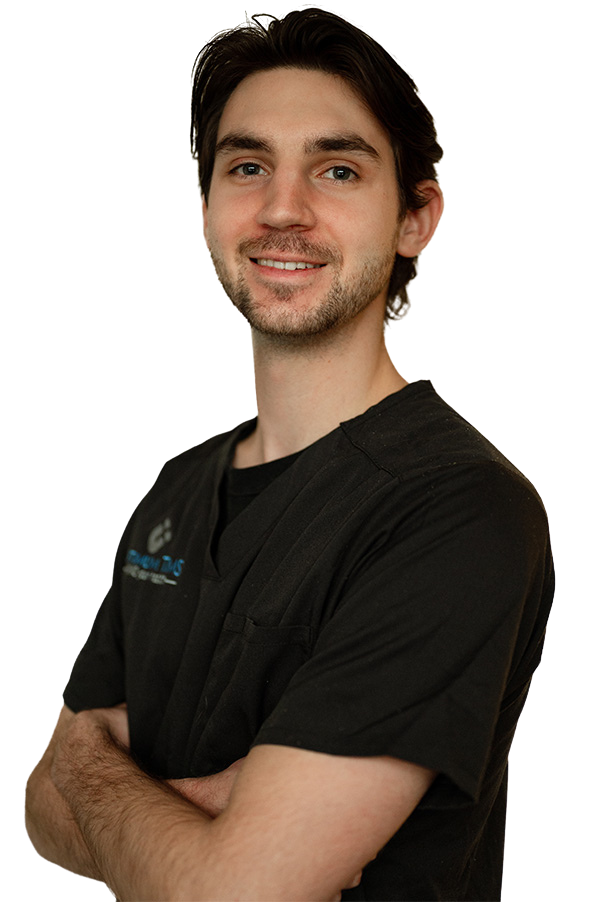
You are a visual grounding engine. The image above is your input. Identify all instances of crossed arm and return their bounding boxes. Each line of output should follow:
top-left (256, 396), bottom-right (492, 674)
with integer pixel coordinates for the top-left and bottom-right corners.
top-left (26, 704), bottom-right (435, 900)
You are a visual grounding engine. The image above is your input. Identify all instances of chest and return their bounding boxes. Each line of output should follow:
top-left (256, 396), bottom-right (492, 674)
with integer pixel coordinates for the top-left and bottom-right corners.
top-left (119, 452), bottom-right (397, 777)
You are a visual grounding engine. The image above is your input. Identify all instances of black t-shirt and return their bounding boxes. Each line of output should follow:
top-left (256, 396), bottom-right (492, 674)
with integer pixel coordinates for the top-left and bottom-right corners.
top-left (64, 381), bottom-right (554, 901)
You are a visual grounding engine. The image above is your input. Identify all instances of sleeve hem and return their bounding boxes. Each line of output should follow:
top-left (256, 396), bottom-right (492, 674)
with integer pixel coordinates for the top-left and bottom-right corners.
top-left (250, 729), bottom-right (479, 809)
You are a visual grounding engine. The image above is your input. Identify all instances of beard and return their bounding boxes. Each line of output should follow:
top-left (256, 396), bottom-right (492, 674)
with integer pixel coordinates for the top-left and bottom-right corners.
top-left (208, 231), bottom-right (397, 347)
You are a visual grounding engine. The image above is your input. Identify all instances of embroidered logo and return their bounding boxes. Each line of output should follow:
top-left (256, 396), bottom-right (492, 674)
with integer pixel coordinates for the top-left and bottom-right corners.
top-left (147, 518), bottom-right (173, 554)
top-left (122, 517), bottom-right (185, 587)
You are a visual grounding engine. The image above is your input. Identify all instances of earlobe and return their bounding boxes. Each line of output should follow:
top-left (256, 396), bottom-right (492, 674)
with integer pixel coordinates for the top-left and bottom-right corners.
top-left (396, 180), bottom-right (444, 258)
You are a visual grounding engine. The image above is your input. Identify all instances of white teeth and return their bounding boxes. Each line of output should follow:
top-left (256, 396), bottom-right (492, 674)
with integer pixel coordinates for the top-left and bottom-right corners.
top-left (256, 258), bottom-right (321, 271)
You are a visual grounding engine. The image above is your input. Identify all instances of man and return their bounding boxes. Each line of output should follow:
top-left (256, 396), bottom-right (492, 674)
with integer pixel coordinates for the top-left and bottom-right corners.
top-left (25, 9), bottom-right (554, 900)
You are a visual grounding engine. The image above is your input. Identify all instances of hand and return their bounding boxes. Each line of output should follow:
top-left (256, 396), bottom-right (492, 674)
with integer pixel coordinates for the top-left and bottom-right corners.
top-left (167, 757), bottom-right (245, 818)
top-left (88, 704), bottom-right (130, 750)
top-left (50, 705), bottom-right (130, 797)
top-left (328, 870), bottom-right (363, 901)
top-left (346, 871), bottom-right (363, 889)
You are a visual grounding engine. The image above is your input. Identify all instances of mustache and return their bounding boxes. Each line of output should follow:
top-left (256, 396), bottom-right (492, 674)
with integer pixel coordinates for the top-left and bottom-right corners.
top-left (238, 234), bottom-right (341, 266)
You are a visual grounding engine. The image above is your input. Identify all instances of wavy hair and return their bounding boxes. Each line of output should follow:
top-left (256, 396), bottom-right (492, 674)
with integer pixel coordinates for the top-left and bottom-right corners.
top-left (191, 9), bottom-right (443, 319)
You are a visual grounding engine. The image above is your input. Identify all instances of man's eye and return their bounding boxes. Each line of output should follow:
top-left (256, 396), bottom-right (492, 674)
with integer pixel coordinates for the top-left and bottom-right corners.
top-left (322, 166), bottom-right (358, 182)
top-left (232, 162), bottom-right (265, 177)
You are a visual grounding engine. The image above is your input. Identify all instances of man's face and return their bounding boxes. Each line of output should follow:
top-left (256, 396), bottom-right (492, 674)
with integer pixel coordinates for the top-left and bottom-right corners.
top-left (203, 67), bottom-right (404, 342)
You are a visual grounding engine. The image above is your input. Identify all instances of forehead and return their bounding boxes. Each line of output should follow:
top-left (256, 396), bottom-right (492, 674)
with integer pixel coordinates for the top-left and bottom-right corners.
top-left (216, 67), bottom-right (393, 158)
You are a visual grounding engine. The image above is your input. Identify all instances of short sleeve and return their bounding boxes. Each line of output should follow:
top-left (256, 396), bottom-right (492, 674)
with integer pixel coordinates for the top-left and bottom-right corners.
top-left (63, 516), bottom-right (133, 712)
top-left (253, 461), bottom-right (553, 805)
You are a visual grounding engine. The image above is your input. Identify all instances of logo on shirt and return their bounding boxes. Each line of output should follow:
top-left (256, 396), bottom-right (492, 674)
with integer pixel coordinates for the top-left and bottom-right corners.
top-left (147, 518), bottom-right (173, 554)
top-left (122, 517), bottom-right (185, 587)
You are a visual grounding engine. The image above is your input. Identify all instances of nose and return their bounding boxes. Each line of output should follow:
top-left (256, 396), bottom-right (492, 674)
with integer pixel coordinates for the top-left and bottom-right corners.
top-left (257, 170), bottom-right (316, 231)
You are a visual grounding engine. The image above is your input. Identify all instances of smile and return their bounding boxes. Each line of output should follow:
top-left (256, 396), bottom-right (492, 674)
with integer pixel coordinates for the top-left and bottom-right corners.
top-left (253, 259), bottom-right (325, 271)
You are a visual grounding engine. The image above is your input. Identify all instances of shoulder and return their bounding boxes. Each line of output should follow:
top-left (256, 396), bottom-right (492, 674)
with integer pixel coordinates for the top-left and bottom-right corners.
top-left (145, 418), bottom-right (255, 493)
top-left (343, 381), bottom-right (545, 504)
top-left (343, 381), bottom-right (526, 480)
top-left (340, 381), bottom-right (550, 556)
top-left (118, 419), bottom-right (255, 537)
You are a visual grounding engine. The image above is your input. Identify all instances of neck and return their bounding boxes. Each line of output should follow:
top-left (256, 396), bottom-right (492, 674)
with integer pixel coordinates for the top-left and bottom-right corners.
top-left (233, 298), bottom-right (407, 467)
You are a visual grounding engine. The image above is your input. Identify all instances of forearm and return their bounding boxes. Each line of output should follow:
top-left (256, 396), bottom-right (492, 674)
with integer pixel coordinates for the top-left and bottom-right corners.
top-left (52, 717), bottom-right (215, 900)
top-left (25, 757), bottom-right (102, 880)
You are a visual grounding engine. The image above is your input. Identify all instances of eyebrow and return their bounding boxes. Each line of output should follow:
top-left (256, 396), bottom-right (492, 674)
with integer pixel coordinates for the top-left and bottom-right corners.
top-left (214, 131), bottom-right (382, 163)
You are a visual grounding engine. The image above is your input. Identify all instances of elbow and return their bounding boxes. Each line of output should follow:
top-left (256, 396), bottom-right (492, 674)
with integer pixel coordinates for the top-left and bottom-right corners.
top-left (25, 764), bottom-right (57, 865)
top-left (25, 766), bottom-right (47, 859)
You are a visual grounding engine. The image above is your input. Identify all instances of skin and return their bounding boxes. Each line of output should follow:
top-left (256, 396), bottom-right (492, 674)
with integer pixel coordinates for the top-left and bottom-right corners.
top-left (25, 704), bottom-right (370, 902)
top-left (203, 67), bottom-right (443, 465)
top-left (26, 67), bottom-right (444, 900)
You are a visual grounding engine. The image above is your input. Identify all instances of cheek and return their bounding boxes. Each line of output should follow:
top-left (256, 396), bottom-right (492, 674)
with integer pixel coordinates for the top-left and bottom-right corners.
top-left (206, 203), bottom-right (250, 257)
top-left (353, 184), bottom-right (400, 230)
top-left (372, 201), bottom-right (403, 253)
top-left (344, 211), bottom-right (400, 260)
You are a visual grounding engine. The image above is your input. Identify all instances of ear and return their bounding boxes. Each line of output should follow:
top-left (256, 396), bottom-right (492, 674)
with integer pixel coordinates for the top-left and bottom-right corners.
top-left (396, 180), bottom-right (444, 258)
top-left (202, 195), bottom-right (210, 246)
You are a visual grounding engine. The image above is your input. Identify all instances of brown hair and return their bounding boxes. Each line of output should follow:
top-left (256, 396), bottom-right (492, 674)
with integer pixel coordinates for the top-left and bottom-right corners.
top-left (191, 9), bottom-right (443, 319)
